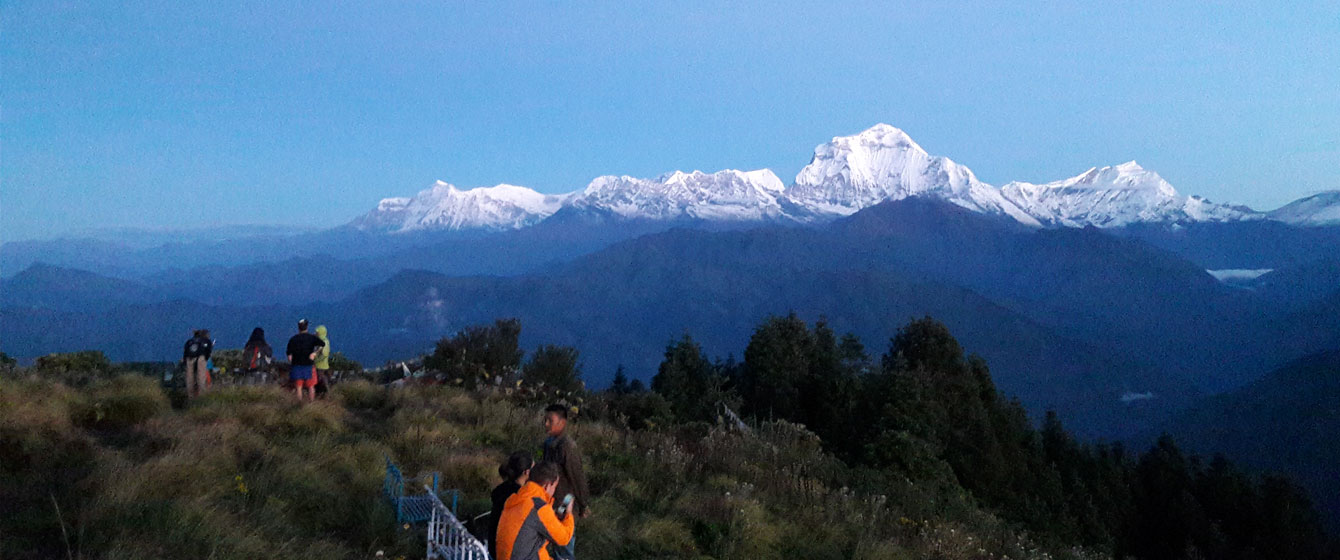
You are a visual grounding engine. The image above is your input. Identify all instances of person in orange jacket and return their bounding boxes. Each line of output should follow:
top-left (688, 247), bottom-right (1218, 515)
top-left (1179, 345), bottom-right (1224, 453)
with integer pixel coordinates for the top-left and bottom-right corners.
top-left (495, 462), bottom-right (574, 560)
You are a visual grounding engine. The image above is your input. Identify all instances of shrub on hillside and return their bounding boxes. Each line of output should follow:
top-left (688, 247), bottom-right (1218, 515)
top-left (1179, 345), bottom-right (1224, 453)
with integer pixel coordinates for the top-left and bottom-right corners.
top-left (424, 318), bottom-right (523, 389)
top-left (74, 374), bottom-right (170, 429)
top-left (192, 384), bottom-right (292, 409)
top-left (0, 378), bottom-right (98, 559)
top-left (34, 350), bottom-right (116, 386)
top-left (522, 344), bottom-right (584, 394)
top-left (282, 400), bottom-right (347, 434)
top-left (0, 351), bottom-right (17, 378)
top-left (212, 348), bottom-right (246, 372)
top-left (631, 517), bottom-right (698, 558)
top-left (328, 351), bottom-right (362, 372)
top-left (333, 379), bottom-right (388, 410)
top-left (592, 388), bottom-right (673, 430)
top-left (440, 451), bottom-right (503, 497)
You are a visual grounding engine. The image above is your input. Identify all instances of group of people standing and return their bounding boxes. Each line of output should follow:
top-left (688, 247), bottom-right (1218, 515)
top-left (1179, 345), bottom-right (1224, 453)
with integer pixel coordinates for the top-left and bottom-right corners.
top-left (181, 319), bottom-right (331, 401)
top-left (488, 404), bottom-right (591, 560)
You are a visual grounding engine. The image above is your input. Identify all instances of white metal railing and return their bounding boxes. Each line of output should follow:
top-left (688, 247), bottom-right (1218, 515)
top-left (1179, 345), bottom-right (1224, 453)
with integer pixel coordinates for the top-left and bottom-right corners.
top-left (424, 485), bottom-right (490, 560)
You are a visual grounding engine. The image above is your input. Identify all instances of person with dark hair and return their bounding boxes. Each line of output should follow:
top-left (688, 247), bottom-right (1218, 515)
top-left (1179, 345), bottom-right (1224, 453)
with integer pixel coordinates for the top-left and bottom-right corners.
top-left (243, 327), bottom-right (273, 383)
top-left (495, 461), bottom-right (572, 560)
top-left (540, 403), bottom-right (589, 559)
top-left (489, 451), bottom-right (534, 558)
top-left (286, 319), bottom-right (325, 401)
top-left (182, 329), bottom-right (213, 399)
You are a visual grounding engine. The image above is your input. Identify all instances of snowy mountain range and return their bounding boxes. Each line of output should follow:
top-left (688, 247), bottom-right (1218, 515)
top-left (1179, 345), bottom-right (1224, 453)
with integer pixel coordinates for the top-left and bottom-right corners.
top-left (351, 124), bottom-right (1336, 232)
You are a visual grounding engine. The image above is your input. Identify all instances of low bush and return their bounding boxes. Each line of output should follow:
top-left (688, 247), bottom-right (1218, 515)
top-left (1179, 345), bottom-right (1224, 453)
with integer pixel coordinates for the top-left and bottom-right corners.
top-left (33, 350), bottom-right (116, 386)
top-left (0, 378), bottom-right (97, 559)
top-left (631, 517), bottom-right (699, 557)
top-left (333, 379), bottom-right (388, 410)
top-left (74, 374), bottom-right (170, 429)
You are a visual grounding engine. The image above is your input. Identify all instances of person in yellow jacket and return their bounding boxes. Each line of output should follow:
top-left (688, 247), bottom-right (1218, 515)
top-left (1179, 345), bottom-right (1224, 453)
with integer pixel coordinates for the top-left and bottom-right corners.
top-left (495, 462), bottom-right (574, 560)
top-left (314, 325), bottom-right (331, 395)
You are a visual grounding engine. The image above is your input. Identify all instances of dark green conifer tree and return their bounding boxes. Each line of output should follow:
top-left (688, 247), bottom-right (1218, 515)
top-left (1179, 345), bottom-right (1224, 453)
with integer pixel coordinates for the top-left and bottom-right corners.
top-left (740, 313), bottom-right (813, 422)
top-left (652, 334), bottom-right (732, 422)
top-left (610, 365), bottom-right (630, 394)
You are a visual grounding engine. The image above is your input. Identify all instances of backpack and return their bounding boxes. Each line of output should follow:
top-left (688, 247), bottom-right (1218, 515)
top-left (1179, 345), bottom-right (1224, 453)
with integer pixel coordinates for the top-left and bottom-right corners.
top-left (248, 345), bottom-right (272, 370)
top-left (185, 338), bottom-right (201, 358)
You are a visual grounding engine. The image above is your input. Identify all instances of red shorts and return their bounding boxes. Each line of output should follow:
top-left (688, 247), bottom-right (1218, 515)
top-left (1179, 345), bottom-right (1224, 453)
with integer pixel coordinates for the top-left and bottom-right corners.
top-left (298, 376), bottom-right (318, 388)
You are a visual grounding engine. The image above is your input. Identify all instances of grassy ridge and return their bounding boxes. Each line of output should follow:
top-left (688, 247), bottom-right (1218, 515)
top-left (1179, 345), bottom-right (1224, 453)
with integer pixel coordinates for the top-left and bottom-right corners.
top-left (1, 372), bottom-right (1103, 560)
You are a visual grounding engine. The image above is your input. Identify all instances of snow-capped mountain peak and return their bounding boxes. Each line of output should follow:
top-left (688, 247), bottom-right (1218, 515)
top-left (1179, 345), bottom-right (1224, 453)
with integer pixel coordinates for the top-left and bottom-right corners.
top-left (351, 181), bottom-right (567, 232)
top-left (1000, 163), bottom-right (1257, 227)
top-left (1050, 161), bottom-right (1178, 197)
top-left (568, 168), bottom-right (788, 221)
top-left (783, 124), bottom-right (1041, 226)
top-left (1268, 191), bottom-right (1340, 226)
top-left (841, 122), bottom-right (926, 153)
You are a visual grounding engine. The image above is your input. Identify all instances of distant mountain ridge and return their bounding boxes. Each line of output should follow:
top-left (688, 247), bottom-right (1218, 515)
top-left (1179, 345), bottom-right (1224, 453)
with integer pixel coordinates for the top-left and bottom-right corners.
top-left (351, 123), bottom-right (1330, 233)
top-left (8, 198), bottom-right (1338, 439)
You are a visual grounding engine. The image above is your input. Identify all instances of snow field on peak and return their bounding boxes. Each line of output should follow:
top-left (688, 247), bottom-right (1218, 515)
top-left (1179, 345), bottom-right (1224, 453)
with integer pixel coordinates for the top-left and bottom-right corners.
top-left (784, 123), bottom-right (1039, 225)
top-left (566, 168), bottom-right (788, 221)
top-left (356, 181), bottom-right (567, 233)
top-left (1000, 162), bottom-right (1256, 228)
top-left (1268, 191), bottom-right (1340, 226)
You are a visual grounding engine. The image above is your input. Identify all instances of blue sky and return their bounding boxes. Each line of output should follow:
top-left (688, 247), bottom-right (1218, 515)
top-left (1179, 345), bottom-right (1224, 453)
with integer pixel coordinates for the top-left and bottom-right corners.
top-left (3, 1), bottom-right (1338, 241)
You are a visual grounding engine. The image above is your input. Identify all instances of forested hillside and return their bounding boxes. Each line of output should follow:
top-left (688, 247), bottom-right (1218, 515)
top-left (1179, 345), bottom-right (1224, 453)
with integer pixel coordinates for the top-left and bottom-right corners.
top-left (1161, 351), bottom-right (1340, 533)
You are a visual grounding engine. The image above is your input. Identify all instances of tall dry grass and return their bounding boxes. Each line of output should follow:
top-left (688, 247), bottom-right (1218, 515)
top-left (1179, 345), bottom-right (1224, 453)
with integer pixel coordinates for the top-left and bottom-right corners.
top-left (2, 374), bottom-right (1107, 560)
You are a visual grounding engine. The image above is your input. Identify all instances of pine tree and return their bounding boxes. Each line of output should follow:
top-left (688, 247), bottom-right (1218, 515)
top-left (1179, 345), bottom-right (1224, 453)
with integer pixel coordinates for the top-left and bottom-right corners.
top-left (611, 365), bottom-right (630, 394)
top-left (740, 313), bottom-right (812, 421)
top-left (652, 334), bottom-right (731, 422)
top-left (800, 320), bottom-right (861, 455)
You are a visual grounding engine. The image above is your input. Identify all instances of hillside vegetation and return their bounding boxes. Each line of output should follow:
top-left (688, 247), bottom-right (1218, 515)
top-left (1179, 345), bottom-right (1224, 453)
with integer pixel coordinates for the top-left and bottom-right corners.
top-left (1, 317), bottom-right (1333, 559)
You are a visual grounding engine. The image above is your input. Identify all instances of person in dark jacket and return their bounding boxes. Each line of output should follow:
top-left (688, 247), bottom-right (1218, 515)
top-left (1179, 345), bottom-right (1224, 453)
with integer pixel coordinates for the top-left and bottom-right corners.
top-left (489, 451), bottom-right (534, 558)
top-left (242, 327), bottom-right (273, 383)
top-left (182, 329), bottom-right (213, 398)
top-left (540, 404), bottom-right (590, 559)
